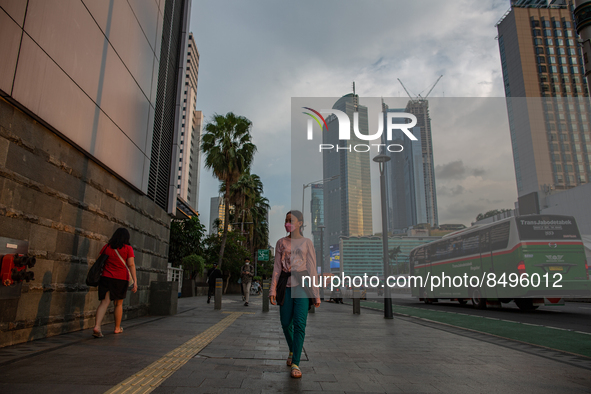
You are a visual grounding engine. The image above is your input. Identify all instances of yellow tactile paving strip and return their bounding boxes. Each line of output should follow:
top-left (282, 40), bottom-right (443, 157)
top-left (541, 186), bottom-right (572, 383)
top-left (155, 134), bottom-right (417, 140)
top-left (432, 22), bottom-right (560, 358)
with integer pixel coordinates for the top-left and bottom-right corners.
top-left (104, 312), bottom-right (249, 394)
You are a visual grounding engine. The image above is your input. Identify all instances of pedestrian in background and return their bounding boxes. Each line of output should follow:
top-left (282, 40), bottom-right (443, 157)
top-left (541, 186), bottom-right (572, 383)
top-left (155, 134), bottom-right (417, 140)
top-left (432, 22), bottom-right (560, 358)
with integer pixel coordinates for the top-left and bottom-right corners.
top-left (241, 257), bottom-right (254, 306)
top-left (269, 210), bottom-right (320, 378)
top-left (207, 263), bottom-right (222, 304)
top-left (92, 228), bottom-right (137, 338)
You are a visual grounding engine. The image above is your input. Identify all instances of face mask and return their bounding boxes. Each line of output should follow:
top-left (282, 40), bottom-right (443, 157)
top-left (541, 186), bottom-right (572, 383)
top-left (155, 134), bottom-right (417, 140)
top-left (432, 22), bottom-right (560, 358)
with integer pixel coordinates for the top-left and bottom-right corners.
top-left (285, 223), bottom-right (295, 232)
top-left (245, 262), bottom-right (250, 265)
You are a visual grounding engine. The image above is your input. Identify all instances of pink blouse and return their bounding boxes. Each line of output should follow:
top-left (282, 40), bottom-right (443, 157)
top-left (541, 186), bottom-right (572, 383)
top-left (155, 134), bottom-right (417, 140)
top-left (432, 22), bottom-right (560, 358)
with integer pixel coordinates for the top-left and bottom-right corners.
top-left (269, 236), bottom-right (320, 300)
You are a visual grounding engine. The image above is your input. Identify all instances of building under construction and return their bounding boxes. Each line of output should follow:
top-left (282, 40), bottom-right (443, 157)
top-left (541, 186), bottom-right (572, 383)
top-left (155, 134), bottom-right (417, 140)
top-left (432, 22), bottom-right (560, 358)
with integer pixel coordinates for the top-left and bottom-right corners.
top-left (405, 98), bottom-right (439, 227)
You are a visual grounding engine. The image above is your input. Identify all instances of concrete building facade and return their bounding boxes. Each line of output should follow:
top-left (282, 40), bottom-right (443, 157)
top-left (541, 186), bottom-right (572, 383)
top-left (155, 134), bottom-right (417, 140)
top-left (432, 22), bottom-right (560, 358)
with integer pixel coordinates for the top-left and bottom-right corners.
top-left (497, 1), bottom-right (591, 199)
top-left (0, 0), bottom-right (191, 346)
top-left (176, 33), bottom-right (202, 211)
top-left (339, 236), bottom-right (438, 278)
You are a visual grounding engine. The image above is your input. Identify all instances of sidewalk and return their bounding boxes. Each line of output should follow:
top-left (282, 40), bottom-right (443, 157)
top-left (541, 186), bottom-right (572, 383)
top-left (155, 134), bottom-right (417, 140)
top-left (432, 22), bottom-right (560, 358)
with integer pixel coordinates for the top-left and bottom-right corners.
top-left (0, 294), bottom-right (590, 393)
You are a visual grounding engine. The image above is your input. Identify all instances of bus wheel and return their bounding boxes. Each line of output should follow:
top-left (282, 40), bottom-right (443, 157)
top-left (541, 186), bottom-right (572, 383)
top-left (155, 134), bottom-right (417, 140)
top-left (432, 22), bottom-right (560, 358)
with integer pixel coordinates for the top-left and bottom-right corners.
top-left (471, 289), bottom-right (487, 309)
top-left (419, 288), bottom-right (428, 303)
top-left (458, 299), bottom-right (467, 305)
top-left (515, 299), bottom-right (539, 311)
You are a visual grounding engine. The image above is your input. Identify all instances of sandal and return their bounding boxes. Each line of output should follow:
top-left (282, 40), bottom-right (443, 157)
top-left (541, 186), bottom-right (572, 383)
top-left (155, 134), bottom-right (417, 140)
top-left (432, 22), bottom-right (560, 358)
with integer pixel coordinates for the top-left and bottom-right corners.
top-left (92, 330), bottom-right (103, 338)
top-left (286, 352), bottom-right (293, 366)
top-left (290, 364), bottom-right (302, 378)
top-left (114, 327), bottom-right (124, 334)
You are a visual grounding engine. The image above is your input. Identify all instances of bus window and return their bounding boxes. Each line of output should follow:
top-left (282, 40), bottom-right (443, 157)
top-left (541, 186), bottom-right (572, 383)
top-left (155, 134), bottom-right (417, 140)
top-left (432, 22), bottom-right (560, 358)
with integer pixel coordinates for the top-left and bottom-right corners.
top-left (427, 245), bottom-right (437, 263)
top-left (435, 240), bottom-right (452, 261)
top-left (490, 222), bottom-right (511, 250)
top-left (449, 238), bottom-right (461, 259)
top-left (479, 231), bottom-right (490, 253)
top-left (412, 247), bottom-right (426, 266)
top-left (460, 234), bottom-right (480, 257)
top-left (516, 215), bottom-right (581, 240)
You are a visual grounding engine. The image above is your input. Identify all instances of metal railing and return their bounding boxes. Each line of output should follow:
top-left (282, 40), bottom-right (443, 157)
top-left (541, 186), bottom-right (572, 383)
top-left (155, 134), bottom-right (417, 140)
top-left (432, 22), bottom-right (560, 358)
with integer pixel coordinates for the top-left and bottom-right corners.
top-left (167, 263), bottom-right (183, 297)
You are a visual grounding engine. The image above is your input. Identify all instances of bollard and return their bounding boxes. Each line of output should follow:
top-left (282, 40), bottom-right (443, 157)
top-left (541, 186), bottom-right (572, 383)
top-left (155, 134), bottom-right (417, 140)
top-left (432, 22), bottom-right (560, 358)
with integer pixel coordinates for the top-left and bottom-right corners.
top-left (352, 287), bottom-right (361, 314)
top-left (214, 278), bottom-right (222, 310)
top-left (262, 279), bottom-right (270, 312)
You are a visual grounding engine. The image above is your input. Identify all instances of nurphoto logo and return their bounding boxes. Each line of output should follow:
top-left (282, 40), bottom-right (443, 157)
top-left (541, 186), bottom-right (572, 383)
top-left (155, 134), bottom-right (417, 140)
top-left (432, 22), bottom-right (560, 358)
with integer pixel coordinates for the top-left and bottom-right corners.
top-left (302, 107), bottom-right (418, 153)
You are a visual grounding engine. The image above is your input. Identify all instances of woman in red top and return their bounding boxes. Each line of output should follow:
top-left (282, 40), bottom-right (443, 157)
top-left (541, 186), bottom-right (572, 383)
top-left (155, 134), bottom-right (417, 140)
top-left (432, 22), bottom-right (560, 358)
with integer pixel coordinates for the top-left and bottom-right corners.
top-left (92, 228), bottom-right (138, 338)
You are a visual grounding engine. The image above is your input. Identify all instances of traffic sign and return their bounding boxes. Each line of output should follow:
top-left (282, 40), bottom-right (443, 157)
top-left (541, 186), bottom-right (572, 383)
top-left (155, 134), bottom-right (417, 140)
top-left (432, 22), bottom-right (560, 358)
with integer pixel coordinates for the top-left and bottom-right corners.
top-left (257, 249), bottom-right (269, 261)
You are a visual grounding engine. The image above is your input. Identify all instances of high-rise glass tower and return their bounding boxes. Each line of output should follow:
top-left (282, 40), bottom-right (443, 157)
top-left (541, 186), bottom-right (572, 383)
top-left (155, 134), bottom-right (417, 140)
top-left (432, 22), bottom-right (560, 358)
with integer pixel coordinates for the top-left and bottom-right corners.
top-left (382, 104), bottom-right (428, 232)
top-left (322, 93), bottom-right (373, 259)
top-left (310, 184), bottom-right (324, 271)
top-left (404, 99), bottom-right (438, 227)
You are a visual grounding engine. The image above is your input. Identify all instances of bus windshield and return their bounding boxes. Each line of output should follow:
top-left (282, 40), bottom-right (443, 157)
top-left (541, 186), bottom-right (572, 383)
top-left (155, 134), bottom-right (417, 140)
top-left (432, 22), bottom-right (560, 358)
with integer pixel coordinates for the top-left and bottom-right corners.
top-left (516, 215), bottom-right (581, 240)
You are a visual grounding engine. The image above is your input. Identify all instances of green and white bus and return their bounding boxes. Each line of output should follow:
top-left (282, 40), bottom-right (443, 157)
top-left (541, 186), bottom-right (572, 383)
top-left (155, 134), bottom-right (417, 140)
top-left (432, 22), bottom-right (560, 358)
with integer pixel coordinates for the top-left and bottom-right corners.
top-left (409, 215), bottom-right (590, 310)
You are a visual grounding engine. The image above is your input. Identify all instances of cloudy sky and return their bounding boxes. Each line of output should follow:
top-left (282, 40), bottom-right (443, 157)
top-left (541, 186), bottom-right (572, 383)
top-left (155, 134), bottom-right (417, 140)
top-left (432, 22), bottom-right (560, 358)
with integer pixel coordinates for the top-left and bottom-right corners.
top-left (190, 0), bottom-right (516, 248)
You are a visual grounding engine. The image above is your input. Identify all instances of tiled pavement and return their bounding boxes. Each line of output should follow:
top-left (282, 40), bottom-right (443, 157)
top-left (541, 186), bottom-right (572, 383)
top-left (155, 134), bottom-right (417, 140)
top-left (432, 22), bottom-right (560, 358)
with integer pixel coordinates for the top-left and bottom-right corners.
top-left (0, 295), bottom-right (590, 393)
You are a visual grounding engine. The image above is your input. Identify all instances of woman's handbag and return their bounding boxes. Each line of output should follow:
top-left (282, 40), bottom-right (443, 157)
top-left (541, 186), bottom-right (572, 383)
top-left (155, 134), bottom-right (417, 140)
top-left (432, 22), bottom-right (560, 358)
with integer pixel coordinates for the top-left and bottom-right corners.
top-left (114, 249), bottom-right (134, 287)
top-left (86, 254), bottom-right (108, 287)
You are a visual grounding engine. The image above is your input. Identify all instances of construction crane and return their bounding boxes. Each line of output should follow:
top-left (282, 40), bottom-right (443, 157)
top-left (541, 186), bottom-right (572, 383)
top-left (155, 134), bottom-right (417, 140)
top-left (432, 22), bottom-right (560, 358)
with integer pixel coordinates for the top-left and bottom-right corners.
top-left (397, 75), bottom-right (443, 103)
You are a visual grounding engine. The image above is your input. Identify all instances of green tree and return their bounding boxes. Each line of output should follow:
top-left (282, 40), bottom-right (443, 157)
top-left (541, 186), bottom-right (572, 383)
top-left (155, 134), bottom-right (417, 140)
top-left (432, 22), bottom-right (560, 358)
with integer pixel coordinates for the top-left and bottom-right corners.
top-left (475, 209), bottom-right (511, 222)
top-left (168, 216), bottom-right (206, 268)
top-left (201, 112), bottom-right (256, 270)
top-left (220, 171), bottom-right (269, 262)
top-left (222, 172), bottom-right (262, 228)
top-left (203, 231), bottom-right (250, 293)
top-left (182, 254), bottom-right (206, 277)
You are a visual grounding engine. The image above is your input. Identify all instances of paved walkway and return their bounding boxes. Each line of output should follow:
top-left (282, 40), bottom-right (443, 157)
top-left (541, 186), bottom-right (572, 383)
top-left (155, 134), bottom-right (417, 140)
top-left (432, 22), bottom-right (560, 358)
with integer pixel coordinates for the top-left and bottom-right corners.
top-left (0, 295), bottom-right (590, 393)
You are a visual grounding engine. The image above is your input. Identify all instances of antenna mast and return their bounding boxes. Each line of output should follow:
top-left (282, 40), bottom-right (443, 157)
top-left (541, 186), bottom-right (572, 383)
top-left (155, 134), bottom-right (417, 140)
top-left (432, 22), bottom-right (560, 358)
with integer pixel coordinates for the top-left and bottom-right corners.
top-left (352, 81), bottom-right (358, 111)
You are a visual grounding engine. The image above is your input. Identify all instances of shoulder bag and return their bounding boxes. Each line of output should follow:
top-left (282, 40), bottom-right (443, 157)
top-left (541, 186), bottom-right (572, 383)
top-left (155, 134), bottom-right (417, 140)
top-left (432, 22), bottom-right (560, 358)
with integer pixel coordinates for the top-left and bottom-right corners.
top-left (86, 254), bottom-right (108, 287)
top-left (114, 249), bottom-right (134, 287)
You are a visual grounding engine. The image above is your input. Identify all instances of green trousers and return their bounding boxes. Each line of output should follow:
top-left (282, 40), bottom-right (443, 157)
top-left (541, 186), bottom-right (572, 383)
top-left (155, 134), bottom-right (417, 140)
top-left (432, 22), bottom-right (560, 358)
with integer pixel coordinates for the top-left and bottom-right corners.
top-left (280, 287), bottom-right (308, 366)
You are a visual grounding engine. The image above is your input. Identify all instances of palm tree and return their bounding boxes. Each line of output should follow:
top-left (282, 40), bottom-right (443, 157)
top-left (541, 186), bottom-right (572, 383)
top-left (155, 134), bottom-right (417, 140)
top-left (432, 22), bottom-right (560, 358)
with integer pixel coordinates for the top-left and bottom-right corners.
top-left (222, 173), bottom-right (269, 260)
top-left (249, 195), bottom-right (270, 260)
top-left (201, 112), bottom-right (256, 270)
top-left (221, 172), bottom-right (263, 234)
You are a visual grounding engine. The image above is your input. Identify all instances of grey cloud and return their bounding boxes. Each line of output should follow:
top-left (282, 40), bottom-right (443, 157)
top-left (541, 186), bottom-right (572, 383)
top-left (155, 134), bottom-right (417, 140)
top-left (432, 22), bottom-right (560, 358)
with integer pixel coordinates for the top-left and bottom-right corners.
top-left (436, 160), bottom-right (466, 179)
top-left (191, 0), bottom-right (515, 243)
top-left (443, 200), bottom-right (497, 225)
top-left (438, 184), bottom-right (466, 197)
top-left (436, 160), bottom-right (486, 180)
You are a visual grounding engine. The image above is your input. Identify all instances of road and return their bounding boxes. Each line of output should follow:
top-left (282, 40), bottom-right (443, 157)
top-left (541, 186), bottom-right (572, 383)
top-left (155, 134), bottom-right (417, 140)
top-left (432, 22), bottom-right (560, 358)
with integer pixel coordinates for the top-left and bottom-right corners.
top-left (361, 293), bottom-right (591, 333)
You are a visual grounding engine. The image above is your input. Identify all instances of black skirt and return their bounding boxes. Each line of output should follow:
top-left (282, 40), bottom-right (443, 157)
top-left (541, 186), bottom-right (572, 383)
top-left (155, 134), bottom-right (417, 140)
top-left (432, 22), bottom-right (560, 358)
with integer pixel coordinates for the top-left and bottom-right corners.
top-left (98, 276), bottom-right (128, 301)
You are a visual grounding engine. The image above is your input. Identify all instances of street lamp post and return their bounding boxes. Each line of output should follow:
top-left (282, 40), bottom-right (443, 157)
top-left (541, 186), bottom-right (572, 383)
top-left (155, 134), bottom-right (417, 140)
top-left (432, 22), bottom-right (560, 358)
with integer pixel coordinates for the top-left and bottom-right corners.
top-left (373, 153), bottom-right (393, 319)
top-left (302, 175), bottom-right (338, 305)
top-left (318, 225), bottom-right (325, 301)
top-left (302, 175), bottom-right (339, 217)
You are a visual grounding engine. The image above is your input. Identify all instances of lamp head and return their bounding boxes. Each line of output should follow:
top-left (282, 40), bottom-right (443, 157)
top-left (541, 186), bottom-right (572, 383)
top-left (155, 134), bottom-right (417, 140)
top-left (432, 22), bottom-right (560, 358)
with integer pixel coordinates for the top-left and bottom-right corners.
top-left (372, 153), bottom-right (391, 163)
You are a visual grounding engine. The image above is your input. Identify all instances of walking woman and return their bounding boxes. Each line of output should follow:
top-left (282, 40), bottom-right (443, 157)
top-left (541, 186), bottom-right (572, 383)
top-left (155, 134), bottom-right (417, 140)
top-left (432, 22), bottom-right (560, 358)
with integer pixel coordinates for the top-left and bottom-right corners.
top-left (269, 210), bottom-right (320, 378)
top-left (92, 228), bottom-right (137, 338)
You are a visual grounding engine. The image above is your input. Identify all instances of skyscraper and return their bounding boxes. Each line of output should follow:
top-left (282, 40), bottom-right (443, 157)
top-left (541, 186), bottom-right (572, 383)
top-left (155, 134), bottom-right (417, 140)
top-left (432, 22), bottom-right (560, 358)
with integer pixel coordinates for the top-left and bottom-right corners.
top-left (310, 184), bottom-right (325, 271)
top-left (322, 93), bottom-right (373, 261)
top-left (497, 0), bottom-right (591, 200)
top-left (382, 104), bottom-right (428, 232)
top-left (209, 196), bottom-right (234, 234)
top-left (176, 33), bottom-right (202, 211)
top-left (404, 99), bottom-right (438, 227)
